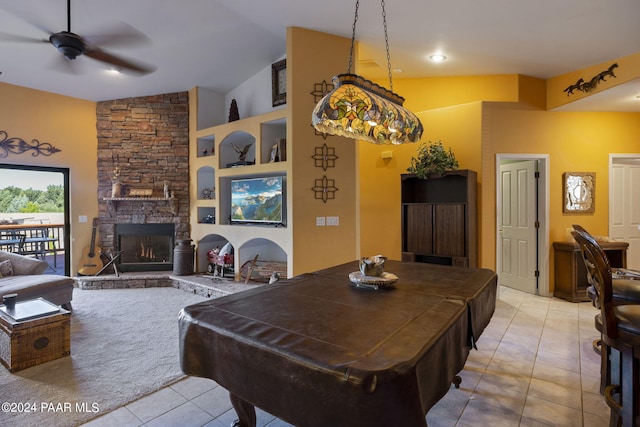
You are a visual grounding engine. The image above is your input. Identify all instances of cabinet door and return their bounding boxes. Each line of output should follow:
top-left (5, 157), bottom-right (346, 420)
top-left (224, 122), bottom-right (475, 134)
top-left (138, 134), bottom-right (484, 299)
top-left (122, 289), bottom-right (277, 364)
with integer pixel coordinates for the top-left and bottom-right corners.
top-left (404, 204), bottom-right (433, 255)
top-left (433, 204), bottom-right (465, 257)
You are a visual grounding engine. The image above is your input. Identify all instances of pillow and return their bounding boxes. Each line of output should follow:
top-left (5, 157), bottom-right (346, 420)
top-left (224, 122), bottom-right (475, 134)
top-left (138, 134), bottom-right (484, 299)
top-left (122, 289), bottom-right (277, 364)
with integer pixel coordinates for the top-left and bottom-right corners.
top-left (0, 259), bottom-right (13, 277)
top-left (219, 242), bottom-right (233, 256)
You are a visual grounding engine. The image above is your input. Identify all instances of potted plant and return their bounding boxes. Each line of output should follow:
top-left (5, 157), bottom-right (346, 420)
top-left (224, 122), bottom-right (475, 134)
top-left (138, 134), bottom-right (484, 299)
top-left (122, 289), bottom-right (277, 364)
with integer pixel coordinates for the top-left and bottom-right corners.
top-left (406, 140), bottom-right (458, 179)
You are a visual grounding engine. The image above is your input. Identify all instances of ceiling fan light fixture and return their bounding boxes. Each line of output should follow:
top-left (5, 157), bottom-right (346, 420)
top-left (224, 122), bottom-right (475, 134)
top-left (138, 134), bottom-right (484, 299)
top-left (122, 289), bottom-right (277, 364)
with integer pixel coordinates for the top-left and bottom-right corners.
top-left (49, 32), bottom-right (85, 60)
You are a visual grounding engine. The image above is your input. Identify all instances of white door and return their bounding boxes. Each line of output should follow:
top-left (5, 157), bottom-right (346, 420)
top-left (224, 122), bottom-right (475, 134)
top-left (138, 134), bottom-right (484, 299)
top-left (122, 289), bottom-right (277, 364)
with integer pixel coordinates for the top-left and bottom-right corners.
top-left (499, 160), bottom-right (538, 293)
top-left (610, 157), bottom-right (640, 270)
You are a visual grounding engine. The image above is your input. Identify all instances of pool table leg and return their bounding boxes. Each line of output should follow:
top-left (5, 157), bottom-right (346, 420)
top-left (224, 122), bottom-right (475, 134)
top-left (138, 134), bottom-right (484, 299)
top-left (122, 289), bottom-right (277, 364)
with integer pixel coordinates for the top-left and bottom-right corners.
top-left (453, 375), bottom-right (462, 389)
top-left (230, 392), bottom-right (257, 427)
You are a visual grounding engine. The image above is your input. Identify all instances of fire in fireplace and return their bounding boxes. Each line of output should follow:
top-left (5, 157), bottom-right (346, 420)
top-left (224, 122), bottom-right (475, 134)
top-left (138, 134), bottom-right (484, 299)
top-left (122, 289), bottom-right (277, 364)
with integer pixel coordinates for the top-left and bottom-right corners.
top-left (115, 223), bottom-right (175, 272)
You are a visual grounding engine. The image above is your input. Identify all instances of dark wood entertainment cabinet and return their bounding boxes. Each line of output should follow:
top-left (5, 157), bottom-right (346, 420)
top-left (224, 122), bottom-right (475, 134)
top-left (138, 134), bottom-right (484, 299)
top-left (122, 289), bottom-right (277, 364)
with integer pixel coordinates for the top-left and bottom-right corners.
top-left (401, 170), bottom-right (477, 268)
top-left (553, 240), bottom-right (628, 302)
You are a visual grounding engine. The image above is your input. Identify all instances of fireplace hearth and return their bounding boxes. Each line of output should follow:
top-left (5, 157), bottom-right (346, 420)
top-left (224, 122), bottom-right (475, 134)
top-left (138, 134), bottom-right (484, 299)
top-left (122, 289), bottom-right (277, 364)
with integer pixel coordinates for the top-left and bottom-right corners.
top-left (115, 223), bottom-right (175, 272)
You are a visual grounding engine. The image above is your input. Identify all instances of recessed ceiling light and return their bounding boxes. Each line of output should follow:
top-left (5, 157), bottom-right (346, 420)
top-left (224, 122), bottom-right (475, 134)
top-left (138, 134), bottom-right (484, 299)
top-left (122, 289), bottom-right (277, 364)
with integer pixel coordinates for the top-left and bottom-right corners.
top-left (106, 68), bottom-right (121, 75)
top-left (429, 54), bottom-right (447, 63)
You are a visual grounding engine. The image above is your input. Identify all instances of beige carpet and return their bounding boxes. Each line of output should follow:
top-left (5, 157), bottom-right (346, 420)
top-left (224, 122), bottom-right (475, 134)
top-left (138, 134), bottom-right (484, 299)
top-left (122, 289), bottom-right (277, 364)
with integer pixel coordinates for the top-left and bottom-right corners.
top-left (0, 286), bottom-right (209, 427)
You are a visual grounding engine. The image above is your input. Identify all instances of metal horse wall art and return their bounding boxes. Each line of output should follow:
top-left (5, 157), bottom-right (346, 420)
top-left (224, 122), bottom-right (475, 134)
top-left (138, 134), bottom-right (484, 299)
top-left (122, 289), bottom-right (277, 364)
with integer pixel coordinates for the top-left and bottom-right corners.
top-left (563, 63), bottom-right (618, 96)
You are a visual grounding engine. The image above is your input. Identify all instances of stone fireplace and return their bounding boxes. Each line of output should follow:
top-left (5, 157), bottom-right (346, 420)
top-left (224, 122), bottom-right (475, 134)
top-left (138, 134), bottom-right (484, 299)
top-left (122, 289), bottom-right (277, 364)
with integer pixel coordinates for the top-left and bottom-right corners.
top-left (95, 92), bottom-right (190, 273)
top-left (115, 223), bottom-right (175, 272)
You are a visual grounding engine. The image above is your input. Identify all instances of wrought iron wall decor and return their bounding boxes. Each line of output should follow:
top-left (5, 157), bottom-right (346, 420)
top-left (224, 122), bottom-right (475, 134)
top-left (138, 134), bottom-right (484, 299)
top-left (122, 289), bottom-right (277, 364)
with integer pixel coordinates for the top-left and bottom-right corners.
top-left (310, 80), bottom-right (335, 103)
top-left (314, 128), bottom-right (330, 139)
top-left (311, 143), bottom-right (339, 171)
top-left (0, 130), bottom-right (61, 158)
top-left (311, 80), bottom-right (335, 139)
top-left (312, 175), bottom-right (339, 203)
top-left (563, 63), bottom-right (618, 96)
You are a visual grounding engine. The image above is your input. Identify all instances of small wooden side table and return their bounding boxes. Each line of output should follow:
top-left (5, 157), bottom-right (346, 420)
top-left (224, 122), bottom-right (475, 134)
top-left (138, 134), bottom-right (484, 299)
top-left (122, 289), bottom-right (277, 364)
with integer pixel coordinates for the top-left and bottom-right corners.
top-left (553, 240), bottom-right (628, 302)
top-left (0, 298), bottom-right (70, 372)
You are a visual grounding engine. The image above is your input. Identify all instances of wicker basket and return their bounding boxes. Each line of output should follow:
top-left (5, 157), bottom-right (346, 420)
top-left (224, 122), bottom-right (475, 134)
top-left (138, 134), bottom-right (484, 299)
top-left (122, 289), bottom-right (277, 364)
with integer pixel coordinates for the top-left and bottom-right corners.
top-left (0, 309), bottom-right (70, 372)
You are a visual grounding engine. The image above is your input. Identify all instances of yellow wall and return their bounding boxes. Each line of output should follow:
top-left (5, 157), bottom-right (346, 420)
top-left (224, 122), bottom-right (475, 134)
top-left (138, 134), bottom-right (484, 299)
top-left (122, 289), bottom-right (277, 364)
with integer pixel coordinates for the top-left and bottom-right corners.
top-left (358, 74), bottom-right (525, 261)
top-left (481, 105), bottom-right (640, 284)
top-left (288, 27), bottom-right (358, 275)
top-left (0, 82), bottom-right (98, 274)
top-left (358, 102), bottom-right (483, 259)
top-left (358, 73), bottom-right (640, 292)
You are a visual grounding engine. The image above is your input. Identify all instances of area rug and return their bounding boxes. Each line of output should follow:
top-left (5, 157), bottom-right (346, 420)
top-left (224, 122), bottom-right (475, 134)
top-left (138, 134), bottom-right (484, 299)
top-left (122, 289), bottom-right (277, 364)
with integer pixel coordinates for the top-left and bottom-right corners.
top-left (0, 286), bottom-right (210, 427)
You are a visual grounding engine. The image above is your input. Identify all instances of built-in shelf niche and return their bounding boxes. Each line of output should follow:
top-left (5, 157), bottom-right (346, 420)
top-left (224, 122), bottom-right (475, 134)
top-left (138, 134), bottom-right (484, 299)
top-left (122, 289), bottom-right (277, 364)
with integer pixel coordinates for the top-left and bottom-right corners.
top-left (197, 207), bottom-right (216, 224)
top-left (197, 166), bottom-right (215, 200)
top-left (220, 131), bottom-right (256, 169)
top-left (260, 118), bottom-right (287, 164)
top-left (197, 134), bottom-right (215, 158)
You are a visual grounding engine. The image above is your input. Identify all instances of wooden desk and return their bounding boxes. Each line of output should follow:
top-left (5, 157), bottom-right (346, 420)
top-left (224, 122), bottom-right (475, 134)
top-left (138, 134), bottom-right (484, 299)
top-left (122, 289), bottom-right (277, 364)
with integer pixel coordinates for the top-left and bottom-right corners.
top-left (179, 261), bottom-right (497, 427)
top-left (553, 240), bottom-right (629, 302)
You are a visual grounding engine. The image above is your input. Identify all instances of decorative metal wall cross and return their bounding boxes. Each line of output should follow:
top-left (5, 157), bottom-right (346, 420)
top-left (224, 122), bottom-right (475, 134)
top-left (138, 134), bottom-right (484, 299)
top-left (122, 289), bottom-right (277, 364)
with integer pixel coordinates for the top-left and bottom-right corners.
top-left (311, 175), bottom-right (339, 203)
top-left (311, 80), bottom-right (335, 139)
top-left (311, 143), bottom-right (339, 171)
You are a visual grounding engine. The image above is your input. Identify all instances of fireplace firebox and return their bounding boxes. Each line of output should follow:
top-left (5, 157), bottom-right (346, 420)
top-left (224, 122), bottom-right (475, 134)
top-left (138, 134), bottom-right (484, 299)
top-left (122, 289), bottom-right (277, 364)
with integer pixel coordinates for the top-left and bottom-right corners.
top-left (115, 223), bottom-right (175, 272)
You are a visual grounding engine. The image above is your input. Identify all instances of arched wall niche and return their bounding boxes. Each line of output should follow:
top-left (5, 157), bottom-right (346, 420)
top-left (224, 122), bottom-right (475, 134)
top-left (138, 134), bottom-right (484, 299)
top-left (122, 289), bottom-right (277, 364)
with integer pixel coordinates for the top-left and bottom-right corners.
top-left (196, 234), bottom-right (287, 281)
top-left (197, 233), bottom-right (233, 274)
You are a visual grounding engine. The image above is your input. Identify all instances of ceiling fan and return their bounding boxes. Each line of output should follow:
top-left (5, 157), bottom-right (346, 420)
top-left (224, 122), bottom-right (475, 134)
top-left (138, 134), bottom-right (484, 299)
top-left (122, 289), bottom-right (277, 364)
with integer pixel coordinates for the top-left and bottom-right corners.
top-left (0, 0), bottom-right (155, 75)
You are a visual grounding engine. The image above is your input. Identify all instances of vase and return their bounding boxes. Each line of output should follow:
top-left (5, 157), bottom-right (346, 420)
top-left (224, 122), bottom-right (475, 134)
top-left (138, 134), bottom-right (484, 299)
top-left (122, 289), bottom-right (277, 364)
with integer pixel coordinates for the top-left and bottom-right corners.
top-left (111, 182), bottom-right (121, 198)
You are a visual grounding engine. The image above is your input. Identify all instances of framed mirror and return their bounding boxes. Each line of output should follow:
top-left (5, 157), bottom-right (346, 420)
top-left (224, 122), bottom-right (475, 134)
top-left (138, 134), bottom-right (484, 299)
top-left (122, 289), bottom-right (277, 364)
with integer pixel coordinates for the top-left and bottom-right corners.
top-left (563, 172), bottom-right (595, 213)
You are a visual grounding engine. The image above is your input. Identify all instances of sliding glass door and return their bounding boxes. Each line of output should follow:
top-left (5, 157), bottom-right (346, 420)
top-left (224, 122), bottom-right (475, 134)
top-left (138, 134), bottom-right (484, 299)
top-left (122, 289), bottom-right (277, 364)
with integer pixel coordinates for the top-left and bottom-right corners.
top-left (0, 163), bottom-right (70, 275)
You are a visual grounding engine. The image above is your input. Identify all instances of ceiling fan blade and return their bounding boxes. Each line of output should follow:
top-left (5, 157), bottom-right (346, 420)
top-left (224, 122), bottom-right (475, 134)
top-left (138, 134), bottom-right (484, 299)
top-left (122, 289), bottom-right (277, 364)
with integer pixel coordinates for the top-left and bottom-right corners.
top-left (84, 47), bottom-right (155, 75)
top-left (0, 31), bottom-right (48, 44)
top-left (83, 22), bottom-right (152, 50)
top-left (0, 4), bottom-right (56, 37)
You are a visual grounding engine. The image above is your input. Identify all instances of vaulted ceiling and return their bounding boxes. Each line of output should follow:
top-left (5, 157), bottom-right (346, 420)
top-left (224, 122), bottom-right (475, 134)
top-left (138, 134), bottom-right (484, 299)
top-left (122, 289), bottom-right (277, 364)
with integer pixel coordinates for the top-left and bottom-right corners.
top-left (0, 0), bottom-right (638, 110)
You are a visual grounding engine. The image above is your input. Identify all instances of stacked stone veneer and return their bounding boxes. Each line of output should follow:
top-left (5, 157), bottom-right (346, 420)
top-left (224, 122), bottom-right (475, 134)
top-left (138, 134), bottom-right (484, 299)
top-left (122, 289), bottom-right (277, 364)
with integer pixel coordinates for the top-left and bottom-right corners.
top-left (75, 274), bottom-right (234, 299)
top-left (96, 92), bottom-right (189, 253)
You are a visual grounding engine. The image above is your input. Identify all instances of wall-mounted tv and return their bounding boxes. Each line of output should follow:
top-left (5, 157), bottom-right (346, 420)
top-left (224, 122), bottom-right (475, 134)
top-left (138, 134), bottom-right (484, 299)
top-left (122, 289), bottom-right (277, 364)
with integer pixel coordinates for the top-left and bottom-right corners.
top-left (231, 176), bottom-right (284, 225)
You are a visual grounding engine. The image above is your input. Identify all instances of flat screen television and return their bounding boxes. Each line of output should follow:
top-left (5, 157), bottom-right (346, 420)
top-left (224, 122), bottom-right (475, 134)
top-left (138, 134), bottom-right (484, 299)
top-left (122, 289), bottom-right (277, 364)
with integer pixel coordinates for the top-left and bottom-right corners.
top-left (231, 176), bottom-right (284, 224)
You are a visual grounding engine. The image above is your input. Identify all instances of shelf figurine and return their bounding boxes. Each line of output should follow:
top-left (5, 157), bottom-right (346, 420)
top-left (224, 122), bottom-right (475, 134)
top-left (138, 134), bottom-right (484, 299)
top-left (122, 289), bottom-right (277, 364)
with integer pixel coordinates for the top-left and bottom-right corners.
top-left (111, 166), bottom-right (121, 198)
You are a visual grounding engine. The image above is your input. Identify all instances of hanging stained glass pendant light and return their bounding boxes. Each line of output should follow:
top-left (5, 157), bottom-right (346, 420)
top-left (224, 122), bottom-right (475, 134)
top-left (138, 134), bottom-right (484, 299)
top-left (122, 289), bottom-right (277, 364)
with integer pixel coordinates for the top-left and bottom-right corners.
top-left (312, 0), bottom-right (423, 145)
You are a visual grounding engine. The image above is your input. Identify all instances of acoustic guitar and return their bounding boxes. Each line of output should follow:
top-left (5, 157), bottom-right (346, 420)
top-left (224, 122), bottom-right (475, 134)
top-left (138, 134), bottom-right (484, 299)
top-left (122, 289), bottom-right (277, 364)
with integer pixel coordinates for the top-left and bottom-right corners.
top-left (77, 218), bottom-right (104, 276)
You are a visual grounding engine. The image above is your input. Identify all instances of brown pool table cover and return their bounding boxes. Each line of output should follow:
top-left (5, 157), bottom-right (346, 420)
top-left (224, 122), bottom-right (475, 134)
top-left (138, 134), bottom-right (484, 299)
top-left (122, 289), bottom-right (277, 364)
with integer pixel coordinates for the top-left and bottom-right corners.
top-left (179, 261), bottom-right (497, 427)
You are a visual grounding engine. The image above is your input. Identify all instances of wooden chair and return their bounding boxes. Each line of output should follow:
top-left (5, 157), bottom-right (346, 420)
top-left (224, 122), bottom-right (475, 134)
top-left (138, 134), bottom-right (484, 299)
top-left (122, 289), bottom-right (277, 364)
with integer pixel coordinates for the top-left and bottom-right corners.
top-left (573, 225), bottom-right (640, 307)
top-left (573, 224), bottom-right (640, 391)
top-left (572, 228), bottom-right (640, 427)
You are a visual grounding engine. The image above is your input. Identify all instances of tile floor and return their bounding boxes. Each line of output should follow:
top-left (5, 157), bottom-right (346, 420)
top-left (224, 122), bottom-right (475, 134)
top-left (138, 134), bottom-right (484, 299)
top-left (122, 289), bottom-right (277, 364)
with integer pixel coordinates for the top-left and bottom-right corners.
top-left (82, 286), bottom-right (611, 427)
